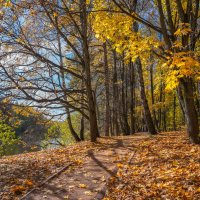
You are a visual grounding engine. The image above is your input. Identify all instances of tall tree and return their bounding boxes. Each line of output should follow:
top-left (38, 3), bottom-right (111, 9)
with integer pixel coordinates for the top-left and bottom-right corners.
top-left (103, 42), bottom-right (110, 136)
top-left (108, 0), bottom-right (200, 143)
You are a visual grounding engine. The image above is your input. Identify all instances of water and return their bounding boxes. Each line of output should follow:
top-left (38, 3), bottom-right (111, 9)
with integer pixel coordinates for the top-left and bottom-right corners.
top-left (3, 143), bottom-right (40, 156)
top-left (2, 138), bottom-right (72, 156)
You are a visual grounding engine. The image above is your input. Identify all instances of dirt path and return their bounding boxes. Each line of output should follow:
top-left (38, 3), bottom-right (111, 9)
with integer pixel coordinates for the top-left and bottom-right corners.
top-left (3, 132), bottom-right (199, 200)
top-left (24, 137), bottom-right (134, 200)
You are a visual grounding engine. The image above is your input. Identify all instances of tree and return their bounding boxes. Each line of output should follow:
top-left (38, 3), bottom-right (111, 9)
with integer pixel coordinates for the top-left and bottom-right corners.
top-left (0, 0), bottom-right (99, 141)
top-left (93, 0), bottom-right (200, 143)
top-left (92, 0), bottom-right (157, 135)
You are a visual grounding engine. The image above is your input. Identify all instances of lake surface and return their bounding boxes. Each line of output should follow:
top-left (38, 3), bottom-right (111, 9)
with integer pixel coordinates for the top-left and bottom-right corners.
top-left (3, 139), bottom-right (72, 156)
top-left (3, 143), bottom-right (40, 156)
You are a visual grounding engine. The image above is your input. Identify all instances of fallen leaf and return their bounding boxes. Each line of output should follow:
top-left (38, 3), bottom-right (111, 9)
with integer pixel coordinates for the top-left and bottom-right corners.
top-left (79, 183), bottom-right (87, 188)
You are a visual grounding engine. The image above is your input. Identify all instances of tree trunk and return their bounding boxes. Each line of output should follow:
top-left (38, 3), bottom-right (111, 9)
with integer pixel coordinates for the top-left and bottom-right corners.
top-left (66, 108), bottom-right (81, 142)
top-left (57, 25), bottom-right (81, 142)
top-left (80, 78), bottom-right (85, 141)
top-left (158, 81), bottom-right (163, 130)
top-left (120, 58), bottom-right (130, 135)
top-left (136, 58), bottom-right (157, 135)
top-left (130, 62), bottom-right (136, 134)
top-left (179, 78), bottom-right (200, 144)
top-left (80, 0), bottom-right (99, 142)
top-left (173, 93), bottom-right (176, 131)
top-left (80, 115), bottom-right (84, 141)
top-left (194, 82), bottom-right (200, 118)
top-left (103, 43), bottom-right (110, 136)
top-left (162, 86), bottom-right (167, 131)
top-left (150, 64), bottom-right (158, 130)
top-left (112, 50), bottom-right (119, 135)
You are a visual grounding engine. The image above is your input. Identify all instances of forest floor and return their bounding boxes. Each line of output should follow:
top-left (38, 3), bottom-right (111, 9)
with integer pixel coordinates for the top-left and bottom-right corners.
top-left (0, 131), bottom-right (200, 200)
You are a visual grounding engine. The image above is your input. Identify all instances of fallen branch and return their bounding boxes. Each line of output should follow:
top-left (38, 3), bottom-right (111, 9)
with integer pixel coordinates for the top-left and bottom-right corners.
top-left (20, 163), bottom-right (73, 200)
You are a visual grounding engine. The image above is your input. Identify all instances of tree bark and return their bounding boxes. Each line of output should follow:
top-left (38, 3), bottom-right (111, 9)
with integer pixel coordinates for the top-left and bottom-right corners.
top-left (80, 78), bottom-right (85, 141)
top-left (120, 58), bottom-right (130, 135)
top-left (80, 115), bottom-right (84, 141)
top-left (173, 93), bottom-right (176, 131)
top-left (103, 43), bottom-right (110, 136)
top-left (112, 50), bottom-right (119, 135)
top-left (136, 58), bottom-right (157, 135)
top-left (57, 23), bottom-right (81, 142)
top-left (130, 62), bottom-right (136, 134)
top-left (179, 78), bottom-right (200, 144)
top-left (66, 108), bottom-right (81, 142)
top-left (158, 81), bottom-right (163, 130)
top-left (150, 64), bottom-right (158, 130)
top-left (80, 0), bottom-right (99, 142)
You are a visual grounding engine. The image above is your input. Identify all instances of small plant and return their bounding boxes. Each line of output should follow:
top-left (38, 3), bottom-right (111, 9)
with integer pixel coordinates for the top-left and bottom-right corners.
top-left (0, 114), bottom-right (18, 156)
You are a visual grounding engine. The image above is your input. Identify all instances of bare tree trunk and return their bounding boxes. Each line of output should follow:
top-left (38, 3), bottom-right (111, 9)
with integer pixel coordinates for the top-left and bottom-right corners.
top-left (162, 86), bottom-right (167, 131)
top-left (112, 50), bottom-right (119, 135)
top-left (179, 78), bottom-right (200, 144)
top-left (120, 58), bottom-right (130, 135)
top-left (80, 78), bottom-right (85, 141)
top-left (66, 108), bottom-right (82, 142)
top-left (173, 93), bottom-right (176, 131)
top-left (150, 64), bottom-right (158, 130)
top-left (110, 107), bottom-right (114, 136)
top-left (130, 62), bottom-right (136, 134)
top-left (103, 43), bottom-right (110, 136)
top-left (80, 115), bottom-right (84, 141)
top-left (136, 58), bottom-right (157, 135)
top-left (80, 0), bottom-right (99, 142)
top-left (194, 82), bottom-right (200, 118)
top-left (158, 81), bottom-right (163, 130)
top-left (57, 24), bottom-right (81, 142)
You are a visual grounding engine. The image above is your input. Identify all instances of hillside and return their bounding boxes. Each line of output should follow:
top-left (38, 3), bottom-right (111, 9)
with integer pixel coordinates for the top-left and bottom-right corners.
top-left (0, 131), bottom-right (200, 200)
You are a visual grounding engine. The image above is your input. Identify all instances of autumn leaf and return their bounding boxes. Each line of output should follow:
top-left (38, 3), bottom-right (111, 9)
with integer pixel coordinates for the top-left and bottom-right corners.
top-left (79, 183), bottom-right (87, 188)
top-left (11, 186), bottom-right (26, 195)
top-left (24, 179), bottom-right (33, 188)
top-left (196, 187), bottom-right (200, 193)
top-left (53, 12), bottom-right (58, 18)
top-left (117, 163), bottom-right (123, 168)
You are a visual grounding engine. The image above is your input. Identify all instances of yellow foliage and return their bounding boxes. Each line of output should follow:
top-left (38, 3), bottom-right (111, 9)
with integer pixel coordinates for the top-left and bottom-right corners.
top-left (174, 28), bottom-right (192, 36)
top-left (163, 52), bottom-right (200, 91)
top-left (174, 23), bottom-right (192, 36)
top-left (91, 0), bottom-right (161, 63)
top-left (4, 1), bottom-right (11, 7)
top-left (92, 0), bottom-right (198, 93)
top-left (53, 12), bottom-right (58, 18)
